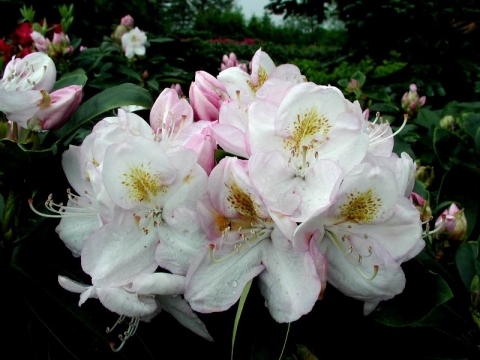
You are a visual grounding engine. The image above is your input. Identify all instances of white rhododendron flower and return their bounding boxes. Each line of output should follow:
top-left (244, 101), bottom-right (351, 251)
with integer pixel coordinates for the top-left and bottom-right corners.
top-left (121, 27), bottom-right (147, 59)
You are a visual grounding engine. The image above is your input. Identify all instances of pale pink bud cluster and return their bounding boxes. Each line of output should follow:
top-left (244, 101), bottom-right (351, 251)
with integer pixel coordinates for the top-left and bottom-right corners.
top-left (401, 83), bottom-right (426, 115)
top-left (31, 31), bottom-right (74, 59)
top-left (220, 52), bottom-right (247, 72)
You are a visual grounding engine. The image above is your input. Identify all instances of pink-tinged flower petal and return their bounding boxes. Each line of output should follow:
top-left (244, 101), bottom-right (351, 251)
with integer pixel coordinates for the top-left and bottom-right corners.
top-left (96, 287), bottom-right (157, 317)
top-left (179, 122), bottom-right (216, 174)
top-left (29, 85), bottom-right (83, 130)
top-left (184, 239), bottom-right (266, 313)
top-left (157, 295), bottom-right (213, 341)
top-left (130, 273), bottom-right (186, 295)
top-left (247, 99), bottom-right (283, 155)
top-left (327, 163), bottom-right (398, 224)
top-left (217, 67), bottom-right (255, 104)
top-left (102, 137), bottom-right (176, 210)
top-left (250, 48), bottom-right (276, 87)
top-left (258, 228), bottom-right (321, 323)
top-left (248, 150), bottom-right (301, 217)
top-left (150, 88), bottom-right (193, 133)
top-left (58, 276), bottom-right (98, 306)
top-left (319, 231), bottom-right (406, 311)
top-left (0, 88), bottom-right (42, 126)
top-left (81, 211), bottom-right (159, 287)
top-left (155, 207), bottom-right (208, 275)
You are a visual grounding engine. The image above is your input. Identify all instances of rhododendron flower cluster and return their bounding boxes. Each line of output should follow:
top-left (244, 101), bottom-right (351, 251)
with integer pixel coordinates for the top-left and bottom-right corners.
top-left (30, 48), bottom-right (424, 349)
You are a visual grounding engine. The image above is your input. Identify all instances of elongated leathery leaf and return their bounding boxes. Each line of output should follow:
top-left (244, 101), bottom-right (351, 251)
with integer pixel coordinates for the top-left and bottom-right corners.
top-left (371, 252), bottom-right (453, 327)
top-left (49, 83), bottom-right (153, 149)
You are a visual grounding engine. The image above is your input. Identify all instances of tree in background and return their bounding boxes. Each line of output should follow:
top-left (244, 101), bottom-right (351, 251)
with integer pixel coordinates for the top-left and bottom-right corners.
top-left (266, 0), bottom-right (480, 104)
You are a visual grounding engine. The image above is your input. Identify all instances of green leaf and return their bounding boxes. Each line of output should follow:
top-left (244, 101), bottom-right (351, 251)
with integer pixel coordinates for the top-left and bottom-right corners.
top-left (369, 102), bottom-right (400, 113)
top-left (475, 127), bottom-right (480, 155)
top-left (116, 65), bottom-right (143, 82)
top-left (337, 78), bottom-right (349, 88)
top-left (415, 108), bottom-right (441, 129)
top-left (433, 128), bottom-right (473, 170)
top-left (362, 90), bottom-right (390, 102)
top-left (463, 114), bottom-right (480, 139)
top-left (231, 279), bottom-right (252, 360)
top-left (455, 242), bottom-right (480, 290)
top-left (0, 193), bottom-right (4, 223)
top-left (49, 83), bottom-right (153, 148)
top-left (371, 252), bottom-right (454, 327)
top-left (52, 71), bottom-right (88, 91)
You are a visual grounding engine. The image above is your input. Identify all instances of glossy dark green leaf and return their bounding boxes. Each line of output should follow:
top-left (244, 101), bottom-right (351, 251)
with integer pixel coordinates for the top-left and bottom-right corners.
top-left (362, 90), bottom-right (390, 102)
top-left (116, 65), bottom-right (143, 81)
top-left (371, 252), bottom-right (453, 327)
top-left (0, 193), bottom-right (4, 223)
top-left (475, 127), bottom-right (480, 155)
top-left (49, 83), bottom-right (153, 148)
top-left (415, 108), bottom-right (441, 129)
top-left (455, 242), bottom-right (480, 290)
top-left (52, 72), bottom-right (88, 91)
top-left (463, 114), bottom-right (480, 139)
top-left (433, 128), bottom-right (473, 170)
top-left (369, 102), bottom-right (400, 113)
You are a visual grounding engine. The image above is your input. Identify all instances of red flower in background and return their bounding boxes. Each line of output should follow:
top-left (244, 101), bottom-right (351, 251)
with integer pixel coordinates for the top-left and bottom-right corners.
top-left (11, 22), bottom-right (33, 47)
top-left (0, 39), bottom-right (14, 62)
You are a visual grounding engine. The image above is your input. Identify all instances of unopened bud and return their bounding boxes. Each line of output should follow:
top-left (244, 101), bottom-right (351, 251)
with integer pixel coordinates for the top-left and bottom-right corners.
top-left (410, 192), bottom-right (432, 223)
top-left (434, 203), bottom-right (468, 241)
top-left (439, 115), bottom-right (456, 130)
top-left (415, 164), bottom-right (435, 188)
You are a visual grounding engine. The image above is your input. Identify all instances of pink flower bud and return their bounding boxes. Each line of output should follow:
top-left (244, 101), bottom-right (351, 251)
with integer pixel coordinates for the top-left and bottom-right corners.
top-left (189, 71), bottom-right (229, 121)
top-left (434, 203), bottom-right (468, 241)
top-left (149, 88), bottom-right (193, 133)
top-left (170, 83), bottom-right (183, 97)
top-left (220, 52), bottom-right (247, 72)
top-left (121, 15), bottom-right (134, 27)
top-left (410, 192), bottom-right (432, 222)
top-left (362, 109), bottom-right (370, 120)
top-left (28, 85), bottom-right (83, 131)
top-left (183, 124), bottom-right (217, 174)
top-left (31, 31), bottom-right (51, 52)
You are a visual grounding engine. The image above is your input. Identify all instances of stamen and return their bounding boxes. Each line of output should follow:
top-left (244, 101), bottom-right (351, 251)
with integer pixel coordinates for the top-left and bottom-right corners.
top-left (355, 265), bottom-right (379, 281)
top-left (209, 243), bottom-right (241, 263)
top-left (108, 317), bottom-right (140, 352)
top-left (370, 114), bottom-right (408, 146)
top-left (326, 230), bottom-right (379, 281)
top-left (28, 196), bottom-right (97, 219)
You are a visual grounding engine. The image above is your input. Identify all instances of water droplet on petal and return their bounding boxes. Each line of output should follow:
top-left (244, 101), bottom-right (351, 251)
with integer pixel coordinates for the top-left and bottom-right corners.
top-left (231, 280), bottom-right (238, 288)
